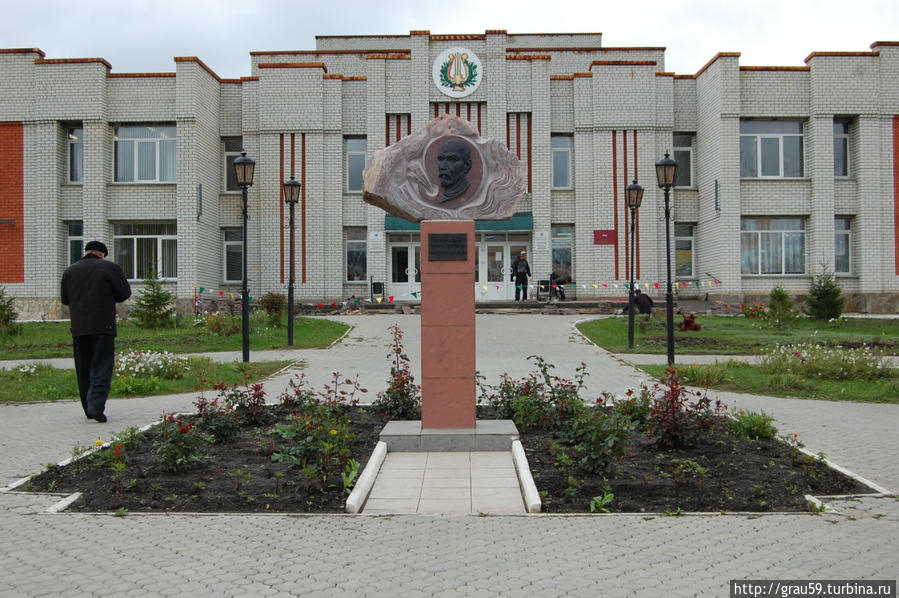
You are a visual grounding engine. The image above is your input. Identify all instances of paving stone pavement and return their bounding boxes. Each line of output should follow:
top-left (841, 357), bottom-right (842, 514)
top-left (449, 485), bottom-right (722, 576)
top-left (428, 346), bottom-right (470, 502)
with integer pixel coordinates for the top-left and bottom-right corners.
top-left (1, 314), bottom-right (897, 597)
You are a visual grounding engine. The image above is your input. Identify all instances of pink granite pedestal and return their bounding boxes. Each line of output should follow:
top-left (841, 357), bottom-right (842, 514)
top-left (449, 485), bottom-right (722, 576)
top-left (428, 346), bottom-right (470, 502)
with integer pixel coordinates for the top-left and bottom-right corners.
top-left (420, 220), bottom-right (476, 429)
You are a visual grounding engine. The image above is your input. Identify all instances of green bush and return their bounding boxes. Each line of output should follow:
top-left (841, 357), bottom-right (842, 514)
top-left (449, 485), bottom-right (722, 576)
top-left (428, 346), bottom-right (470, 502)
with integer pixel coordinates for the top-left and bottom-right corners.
top-left (729, 409), bottom-right (778, 440)
top-left (806, 269), bottom-right (845, 321)
top-left (203, 312), bottom-right (240, 335)
top-left (0, 285), bottom-right (17, 336)
top-left (154, 414), bottom-right (209, 472)
top-left (372, 325), bottom-right (421, 419)
top-left (130, 270), bottom-right (176, 329)
top-left (565, 409), bottom-right (631, 475)
top-left (259, 292), bottom-right (286, 327)
top-left (764, 287), bottom-right (798, 329)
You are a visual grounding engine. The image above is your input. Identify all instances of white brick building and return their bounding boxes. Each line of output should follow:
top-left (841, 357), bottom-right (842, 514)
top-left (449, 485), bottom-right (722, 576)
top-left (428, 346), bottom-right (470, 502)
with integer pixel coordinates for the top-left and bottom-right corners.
top-left (1, 31), bottom-right (897, 316)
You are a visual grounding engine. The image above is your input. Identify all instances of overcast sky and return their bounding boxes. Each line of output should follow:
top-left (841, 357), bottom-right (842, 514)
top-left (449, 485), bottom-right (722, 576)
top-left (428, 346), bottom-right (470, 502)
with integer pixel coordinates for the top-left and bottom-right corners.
top-left (6, 0), bottom-right (898, 79)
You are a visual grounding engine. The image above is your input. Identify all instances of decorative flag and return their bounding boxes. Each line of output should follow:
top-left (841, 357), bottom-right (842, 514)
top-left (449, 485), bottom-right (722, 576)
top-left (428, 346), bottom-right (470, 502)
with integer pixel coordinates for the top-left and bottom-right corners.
top-left (654, 282), bottom-right (660, 290)
top-left (330, 302), bottom-right (337, 307)
top-left (355, 300), bottom-right (360, 306)
top-left (388, 296), bottom-right (394, 302)
top-left (228, 292), bottom-right (234, 299)
top-left (602, 283), bottom-right (608, 288)
top-left (219, 290), bottom-right (224, 297)
top-left (199, 287), bottom-right (205, 294)
top-left (517, 285), bottom-right (522, 290)
top-left (376, 297), bottom-right (383, 304)
top-left (695, 281), bottom-right (700, 287)
top-left (482, 285), bottom-right (488, 291)
top-left (624, 283), bottom-right (629, 289)
top-left (613, 284), bottom-right (619, 288)
top-left (317, 303), bottom-right (324, 308)
top-left (248, 296), bottom-right (252, 302)
top-left (411, 292), bottom-right (418, 298)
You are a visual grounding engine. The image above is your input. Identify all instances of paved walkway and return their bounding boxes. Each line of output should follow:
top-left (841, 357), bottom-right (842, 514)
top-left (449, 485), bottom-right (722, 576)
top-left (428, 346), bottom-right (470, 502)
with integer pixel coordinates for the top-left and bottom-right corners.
top-left (1, 314), bottom-right (897, 596)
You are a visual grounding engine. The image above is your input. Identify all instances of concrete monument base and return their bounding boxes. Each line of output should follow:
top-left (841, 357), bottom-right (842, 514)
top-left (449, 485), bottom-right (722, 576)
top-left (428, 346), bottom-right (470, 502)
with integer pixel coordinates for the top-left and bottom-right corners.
top-left (379, 420), bottom-right (519, 452)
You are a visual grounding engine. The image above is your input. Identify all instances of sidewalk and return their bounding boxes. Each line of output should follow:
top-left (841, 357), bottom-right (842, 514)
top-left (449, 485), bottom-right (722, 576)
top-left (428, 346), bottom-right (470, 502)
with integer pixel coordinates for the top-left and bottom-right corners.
top-left (1, 314), bottom-right (897, 596)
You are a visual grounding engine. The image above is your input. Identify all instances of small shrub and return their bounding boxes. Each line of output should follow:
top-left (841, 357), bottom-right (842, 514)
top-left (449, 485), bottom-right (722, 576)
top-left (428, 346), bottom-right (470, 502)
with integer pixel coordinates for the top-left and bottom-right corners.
top-left (130, 269), bottom-right (176, 329)
top-left (764, 287), bottom-right (798, 329)
top-left (372, 325), bottom-right (421, 419)
top-left (673, 362), bottom-right (732, 388)
top-left (565, 409), bottom-right (631, 475)
top-left (613, 384), bottom-right (652, 429)
top-left (740, 302), bottom-right (765, 319)
top-left (193, 394), bottom-right (241, 443)
top-left (646, 367), bottom-right (726, 448)
top-left (806, 268), bottom-right (844, 321)
top-left (635, 314), bottom-right (652, 334)
top-left (278, 373), bottom-right (318, 410)
top-left (259, 292), bottom-right (286, 327)
top-left (268, 406), bottom-right (354, 475)
top-left (729, 409), bottom-right (778, 440)
top-left (220, 381), bottom-right (268, 425)
top-left (204, 312), bottom-right (240, 336)
top-left (0, 285), bottom-right (17, 335)
top-left (154, 414), bottom-right (208, 472)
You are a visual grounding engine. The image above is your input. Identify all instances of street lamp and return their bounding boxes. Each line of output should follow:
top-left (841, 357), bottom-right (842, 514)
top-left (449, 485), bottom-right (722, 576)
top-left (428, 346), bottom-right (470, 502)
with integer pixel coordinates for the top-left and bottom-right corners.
top-left (625, 180), bottom-right (644, 351)
top-left (655, 151), bottom-right (678, 365)
top-left (283, 176), bottom-right (301, 347)
top-left (234, 150), bottom-right (256, 363)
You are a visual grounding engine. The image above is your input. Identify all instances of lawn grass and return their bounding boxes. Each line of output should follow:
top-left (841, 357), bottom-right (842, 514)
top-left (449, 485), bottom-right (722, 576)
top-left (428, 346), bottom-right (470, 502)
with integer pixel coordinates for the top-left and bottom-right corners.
top-left (638, 362), bottom-right (899, 404)
top-left (0, 316), bottom-right (349, 360)
top-left (0, 359), bottom-right (294, 403)
top-left (577, 314), bottom-right (899, 355)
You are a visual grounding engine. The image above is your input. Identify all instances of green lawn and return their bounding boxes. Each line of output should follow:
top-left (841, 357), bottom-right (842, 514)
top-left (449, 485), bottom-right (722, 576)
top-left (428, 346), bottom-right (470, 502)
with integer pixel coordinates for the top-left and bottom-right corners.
top-left (0, 359), bottom-right (294, 403)
top-left (577, 315), bottom-right (899, 355)
top-left (639, 362), bottom-right (899, 404)
top-left (0, 316), bottom-right (349, 360)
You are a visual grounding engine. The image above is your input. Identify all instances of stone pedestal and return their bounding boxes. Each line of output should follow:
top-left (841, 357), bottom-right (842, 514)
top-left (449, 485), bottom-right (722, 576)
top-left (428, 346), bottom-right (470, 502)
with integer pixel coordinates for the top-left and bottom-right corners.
top-left (420, 220), bottom-right (476, 429)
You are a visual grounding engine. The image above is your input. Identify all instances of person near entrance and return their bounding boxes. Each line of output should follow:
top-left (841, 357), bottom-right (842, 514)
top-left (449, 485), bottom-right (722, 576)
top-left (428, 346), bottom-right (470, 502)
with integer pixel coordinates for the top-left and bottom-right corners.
top-left (61, 241), bottom-right (131, 422)
top-left (634, 288), bottom-right (654, 314)
top-left (513, 250), bottom-right (531, 301)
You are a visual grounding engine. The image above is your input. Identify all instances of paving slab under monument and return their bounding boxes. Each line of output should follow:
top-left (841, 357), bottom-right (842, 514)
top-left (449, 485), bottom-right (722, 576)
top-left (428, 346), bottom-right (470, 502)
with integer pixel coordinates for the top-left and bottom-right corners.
top-left (361, 451), bottom-right (526, 515)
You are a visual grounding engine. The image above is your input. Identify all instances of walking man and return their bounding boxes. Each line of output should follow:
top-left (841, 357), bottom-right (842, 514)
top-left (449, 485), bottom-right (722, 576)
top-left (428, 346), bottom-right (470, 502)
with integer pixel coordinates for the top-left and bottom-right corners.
top-left (61, 241), bottom-right (131, 422)
top-left (512, 250), bottom-right (531, 301)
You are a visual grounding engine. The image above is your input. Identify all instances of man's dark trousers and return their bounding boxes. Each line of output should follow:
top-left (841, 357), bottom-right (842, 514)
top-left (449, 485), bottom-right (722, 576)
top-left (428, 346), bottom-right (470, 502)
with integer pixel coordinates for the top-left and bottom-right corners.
top-left (515, 274), bottom-right (528, 301)
top-left (73, 334), bottom-right (116, 417)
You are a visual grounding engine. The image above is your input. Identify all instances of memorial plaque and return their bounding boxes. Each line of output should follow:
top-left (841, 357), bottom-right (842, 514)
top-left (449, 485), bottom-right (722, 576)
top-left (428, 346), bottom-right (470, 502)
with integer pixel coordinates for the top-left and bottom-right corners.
top-left (428, 233), bottom-right (467, 261)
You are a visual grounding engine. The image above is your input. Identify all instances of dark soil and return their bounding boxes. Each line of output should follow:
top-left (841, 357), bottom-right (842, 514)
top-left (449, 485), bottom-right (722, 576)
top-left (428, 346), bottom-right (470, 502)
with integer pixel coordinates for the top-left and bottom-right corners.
top-left (25, 406), bottom-right (869, 514)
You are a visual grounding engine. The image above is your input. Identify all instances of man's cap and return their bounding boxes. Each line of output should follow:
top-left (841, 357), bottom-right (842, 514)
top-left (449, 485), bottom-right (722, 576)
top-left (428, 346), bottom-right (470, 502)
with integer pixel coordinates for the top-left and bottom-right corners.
top-left (85, 241), bottom-right (108, 256)
top-left (520, 251), bottom-right (526, 256)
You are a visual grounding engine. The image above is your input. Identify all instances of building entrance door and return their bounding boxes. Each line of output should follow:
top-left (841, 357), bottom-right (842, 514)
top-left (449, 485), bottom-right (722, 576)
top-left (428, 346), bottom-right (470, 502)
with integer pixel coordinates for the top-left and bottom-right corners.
top-left (475, 233), bottom-right (530, 300)
top-left (387, 234), bottom-right (421, 300)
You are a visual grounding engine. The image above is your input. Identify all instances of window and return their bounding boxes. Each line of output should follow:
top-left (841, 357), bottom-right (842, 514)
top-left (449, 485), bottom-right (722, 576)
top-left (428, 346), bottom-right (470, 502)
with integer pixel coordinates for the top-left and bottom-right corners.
top-left (551, 225), bottom-right (573, 282)
top-left (345, 137), bottom-right (366, 193)
top-left (507, 113), bottom-right (532, 192)
top-left (114, 222), bottom-right (177, 280)
top-left (223, 228), bottom-right (242, 282)
top-left (345, 228), bottom-right (367, 282)
top-left (67, 223), bottom-right (83, 265)
top-left (834, 121), bottom-right (849, 178)
top-left (834, 218), bottom-right (851, 274)
top-left (673, 134), bottom-right (694, 188)
top-left (739, 121), bottom-right (803, 178)
top-left (675, 224), bottom-right (694, 278)
top-left (551, 135), bottom-right (572, 189)
top-left (68, 127), bottom-right (83, 183)
top-left (740, 218), bottom-right (805, 275)
top-left (223, 138), bottom-right (243, 192)
top-left (114, 125), bottom-right (176, 183)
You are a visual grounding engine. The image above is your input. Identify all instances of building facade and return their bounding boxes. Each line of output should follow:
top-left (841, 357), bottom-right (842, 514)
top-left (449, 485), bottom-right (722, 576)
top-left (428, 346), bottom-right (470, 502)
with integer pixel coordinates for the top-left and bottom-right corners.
top-left (1, 31), bottom-right (897, 317)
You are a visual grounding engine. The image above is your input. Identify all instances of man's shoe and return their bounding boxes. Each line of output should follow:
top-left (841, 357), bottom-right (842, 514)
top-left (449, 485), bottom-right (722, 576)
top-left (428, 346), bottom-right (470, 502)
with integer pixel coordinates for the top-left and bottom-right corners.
top-left (86, 411), bottom-right (107, 423)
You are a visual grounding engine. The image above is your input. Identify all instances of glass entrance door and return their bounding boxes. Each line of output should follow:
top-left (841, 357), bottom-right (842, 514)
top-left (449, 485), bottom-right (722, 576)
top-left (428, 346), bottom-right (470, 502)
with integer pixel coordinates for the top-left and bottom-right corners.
top-left (475, 233), bottom-right (530, 300)
top-left (388, 234), bottom-right (421, 300)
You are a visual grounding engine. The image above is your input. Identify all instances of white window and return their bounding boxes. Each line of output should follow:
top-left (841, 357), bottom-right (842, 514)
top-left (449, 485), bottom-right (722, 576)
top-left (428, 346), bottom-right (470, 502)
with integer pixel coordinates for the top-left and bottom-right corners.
top-left (675, 224), bottom-right (694, 278)
top-left (834, 217), bottom-right (851, 274)
top-left (834, 121), bottom-right (850, 178)
top-left (68, 127), bottom-right (83, 183)
top-left (223, 138), bottom-right (243, 192)
top-left (740, 121), bottom-right (803, 178)
top-left (114, 125), bottom-right (176, 183)
top-left (114, 222), bottom-right (177, 280)
top-left (345, 137), bottom-right (366, 193)
top-left (67, 222), bottom-right (83, 265)
top-left (551, 135), bottom-right (572, 189)
top-left (345, 228), bottom-right (367, 282)
top-left (223, 228), bottom-right (243, 282)
top-left (741, 218), bottom-right (805, 275)
top-left (673, 134), bottom-right (694, 188)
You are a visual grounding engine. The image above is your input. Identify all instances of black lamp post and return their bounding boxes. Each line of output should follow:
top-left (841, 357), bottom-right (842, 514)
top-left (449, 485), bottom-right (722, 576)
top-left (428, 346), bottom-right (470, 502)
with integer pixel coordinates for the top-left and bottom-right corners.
top-left (283, 176), bottom-right (301, 347)
top-left (625, 180), bottom-right (644, 351)
top-left (655, 152), bottom-right (678, 365)
top-left (233, 150), bottom-right (256, 363)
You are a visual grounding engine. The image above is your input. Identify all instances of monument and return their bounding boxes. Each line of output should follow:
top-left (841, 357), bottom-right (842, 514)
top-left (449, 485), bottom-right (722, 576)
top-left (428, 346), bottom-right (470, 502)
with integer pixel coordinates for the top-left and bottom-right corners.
top-left (364, 115), bottom-right (526, 446)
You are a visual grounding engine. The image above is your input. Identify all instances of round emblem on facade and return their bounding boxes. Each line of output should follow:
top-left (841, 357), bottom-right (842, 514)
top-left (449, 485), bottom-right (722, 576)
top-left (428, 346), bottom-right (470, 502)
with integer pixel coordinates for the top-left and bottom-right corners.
top-left (432, 47), bottom-right (483, 98)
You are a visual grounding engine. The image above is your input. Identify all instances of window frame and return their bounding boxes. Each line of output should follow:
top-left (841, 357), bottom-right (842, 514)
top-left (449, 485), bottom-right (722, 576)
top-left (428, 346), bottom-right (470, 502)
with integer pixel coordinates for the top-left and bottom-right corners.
top-left (223, 138), bottom-right (243, 193)
top-left (833, 121), bottom-right (850, 179)
top-left (345, 228), bottom-right (368, 283)
top-left (551, 135), bottom-right (573, 190)
top-left (222, 228), bottom-right (243, 283)
top-left (113, 222), bottom-right (178, 281)
top-left (674, 223), bottom-right (695, 279)
top-left (740, 217), bottom-right (806, 276)
top-left (113, 124), bottom-right (177, 184)
top-left (551, 224), bottom-right (574, 282)
top-left (67, 126), bottom-right (83, 184)
top-left (834, 217), bottom-right (852, 275)
top-left (673, 134), bottom-right (694, 189)
top-left (345, 137), bottom-right (367, 194)
top-left (67, 222), bottom-right (83, 265)
top-left (739, 120), bottom-right (804, 179)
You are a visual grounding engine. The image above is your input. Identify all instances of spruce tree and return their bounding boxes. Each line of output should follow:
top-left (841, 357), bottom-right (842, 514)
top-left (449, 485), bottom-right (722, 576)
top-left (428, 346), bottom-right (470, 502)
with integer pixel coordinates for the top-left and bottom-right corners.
top-left (806, 268), bottom-right (844, 320)
top-left (130, 269), bottom-right (176, 328)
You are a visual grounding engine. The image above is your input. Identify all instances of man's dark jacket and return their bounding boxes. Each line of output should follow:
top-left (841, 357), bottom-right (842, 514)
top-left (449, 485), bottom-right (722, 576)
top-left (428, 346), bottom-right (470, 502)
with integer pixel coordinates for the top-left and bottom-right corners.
top-left (61, 254), bottom-right (132, 337)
